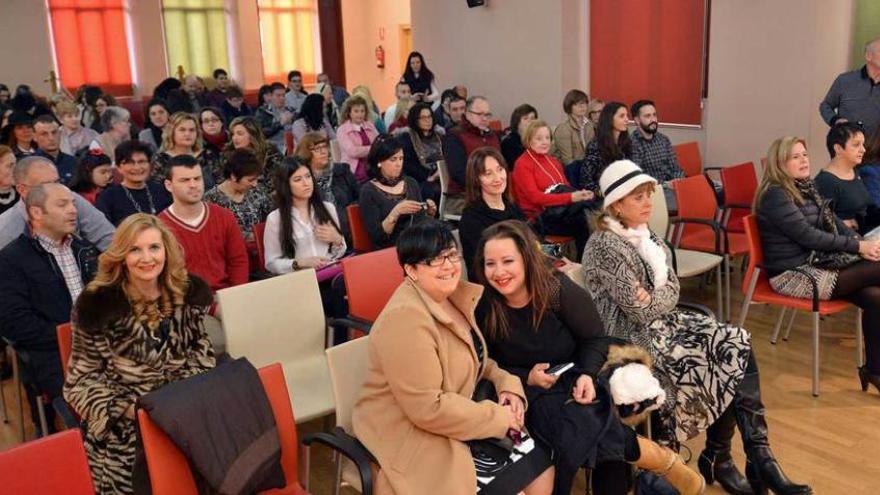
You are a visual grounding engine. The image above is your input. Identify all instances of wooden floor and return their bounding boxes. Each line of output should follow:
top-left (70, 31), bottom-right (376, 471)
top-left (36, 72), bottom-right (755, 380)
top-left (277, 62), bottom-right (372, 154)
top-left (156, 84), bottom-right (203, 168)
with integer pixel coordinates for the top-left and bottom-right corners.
top-left (2, 268), bottom-right (879, 494)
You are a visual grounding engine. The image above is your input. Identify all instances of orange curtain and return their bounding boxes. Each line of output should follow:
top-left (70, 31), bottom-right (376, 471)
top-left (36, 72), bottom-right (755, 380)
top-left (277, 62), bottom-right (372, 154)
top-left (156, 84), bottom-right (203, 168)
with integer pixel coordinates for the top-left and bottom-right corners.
top-left (257, 0), bottom-right (320, 85)
top-left (47, 0), bottom-right (133, 95)
top-left (590, 0), bottom-right (705, 125)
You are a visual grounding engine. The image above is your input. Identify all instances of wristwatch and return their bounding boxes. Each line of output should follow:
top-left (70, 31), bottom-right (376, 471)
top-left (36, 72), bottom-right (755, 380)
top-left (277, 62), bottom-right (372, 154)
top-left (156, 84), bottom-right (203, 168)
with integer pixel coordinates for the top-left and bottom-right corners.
top-left (292, 259), bottom-right (300, 271)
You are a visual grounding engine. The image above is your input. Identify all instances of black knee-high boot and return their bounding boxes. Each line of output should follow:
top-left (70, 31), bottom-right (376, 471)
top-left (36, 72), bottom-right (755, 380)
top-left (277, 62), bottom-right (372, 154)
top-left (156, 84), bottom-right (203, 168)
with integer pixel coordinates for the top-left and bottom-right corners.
top-left (735, 353), bottom-right (812, 495)
top-left (698, 405), bottom-right (753, 494)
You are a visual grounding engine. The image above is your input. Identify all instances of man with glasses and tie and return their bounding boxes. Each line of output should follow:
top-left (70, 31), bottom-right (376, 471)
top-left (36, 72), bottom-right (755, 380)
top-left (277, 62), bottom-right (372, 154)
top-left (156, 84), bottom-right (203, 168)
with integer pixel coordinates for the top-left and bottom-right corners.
top-left (445, 96), bottom-right (501, 215)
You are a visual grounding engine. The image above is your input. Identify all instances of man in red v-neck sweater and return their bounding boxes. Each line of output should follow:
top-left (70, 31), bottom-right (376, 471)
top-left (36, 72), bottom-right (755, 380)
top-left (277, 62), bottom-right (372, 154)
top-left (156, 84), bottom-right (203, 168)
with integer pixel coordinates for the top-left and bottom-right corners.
top-left (158, 155), bottom-right (248, 292)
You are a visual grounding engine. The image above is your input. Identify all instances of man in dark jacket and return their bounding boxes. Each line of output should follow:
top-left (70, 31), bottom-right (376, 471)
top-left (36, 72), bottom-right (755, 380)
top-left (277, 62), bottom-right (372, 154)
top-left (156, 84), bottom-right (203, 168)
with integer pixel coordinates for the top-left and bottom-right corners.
top-left (0, 183), bottom-right (99, 434)
top-left (255, 83), bottom-right (294, 155)
top-left (445, 96), bottom-right (500, 215)
top-left (33, 115), bottom-right (78, 186)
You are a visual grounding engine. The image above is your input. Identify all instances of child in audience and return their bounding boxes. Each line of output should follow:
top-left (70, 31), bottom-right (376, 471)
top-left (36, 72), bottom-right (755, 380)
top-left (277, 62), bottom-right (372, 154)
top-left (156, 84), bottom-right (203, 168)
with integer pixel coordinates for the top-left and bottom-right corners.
top-left (57, 100), bottom-right (99, 156)
top-left (69, 149), bottom-right (113, 204)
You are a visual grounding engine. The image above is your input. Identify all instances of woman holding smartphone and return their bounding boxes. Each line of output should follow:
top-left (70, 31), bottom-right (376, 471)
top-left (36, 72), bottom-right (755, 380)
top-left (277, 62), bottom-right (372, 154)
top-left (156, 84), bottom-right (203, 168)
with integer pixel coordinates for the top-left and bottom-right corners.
top-left (475, 220), bottom-right (704, 495)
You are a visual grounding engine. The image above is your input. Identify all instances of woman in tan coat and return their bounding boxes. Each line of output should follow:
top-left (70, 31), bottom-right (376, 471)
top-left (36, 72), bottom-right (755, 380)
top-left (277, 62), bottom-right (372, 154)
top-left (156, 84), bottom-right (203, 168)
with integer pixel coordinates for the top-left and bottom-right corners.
top-left (352, 219), bottom-right (554, 494)
top-left (551, 89), bottom-right (592, 165)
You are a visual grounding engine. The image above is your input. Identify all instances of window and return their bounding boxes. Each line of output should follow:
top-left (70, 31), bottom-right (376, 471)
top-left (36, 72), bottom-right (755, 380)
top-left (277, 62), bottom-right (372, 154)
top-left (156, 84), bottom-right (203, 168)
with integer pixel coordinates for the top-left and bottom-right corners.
top-left (47, 0), bottom-right (134, 95)
top-left (590, 0), bottom-right (707, 125)
top-left (257, 0), bottom-right (321, 85)
top-left (162, 0), bottom-right (230, 77)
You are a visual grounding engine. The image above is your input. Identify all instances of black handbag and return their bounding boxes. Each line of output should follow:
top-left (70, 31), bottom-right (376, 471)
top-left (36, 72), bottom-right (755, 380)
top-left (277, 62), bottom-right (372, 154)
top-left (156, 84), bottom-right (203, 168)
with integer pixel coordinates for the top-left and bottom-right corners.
top-left (809, 200), bottom-right (861, 269)
top-left (541, 184), bottom-right (592, 222)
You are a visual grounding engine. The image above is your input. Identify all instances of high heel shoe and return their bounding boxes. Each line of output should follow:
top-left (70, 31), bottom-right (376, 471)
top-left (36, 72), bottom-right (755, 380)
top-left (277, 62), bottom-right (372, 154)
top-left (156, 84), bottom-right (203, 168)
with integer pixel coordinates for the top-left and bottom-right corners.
top-left (858, 366), bottom-right (880, 393)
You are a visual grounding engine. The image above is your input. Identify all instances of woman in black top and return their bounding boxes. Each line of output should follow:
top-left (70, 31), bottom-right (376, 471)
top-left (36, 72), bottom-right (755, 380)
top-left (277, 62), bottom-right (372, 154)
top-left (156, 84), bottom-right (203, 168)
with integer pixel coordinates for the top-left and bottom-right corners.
top-left (474, 220), bottom-right (704, 495)
top-left (97, 140), bottom-right (171, 225)
top-left (815, 122), bottom-right (877, 234)
top-left (459, 147), bottom-right (526, 271)
top-left (359, 135), bottom-right (437, 248)
top-left (399, 102), bottom-right (445, 204)
top-left (579, 102), bottom-right (632, 194)
top-left (400, 51), bottom-right (439, 105)
top-left (500, 104), bottom-right (538, 169)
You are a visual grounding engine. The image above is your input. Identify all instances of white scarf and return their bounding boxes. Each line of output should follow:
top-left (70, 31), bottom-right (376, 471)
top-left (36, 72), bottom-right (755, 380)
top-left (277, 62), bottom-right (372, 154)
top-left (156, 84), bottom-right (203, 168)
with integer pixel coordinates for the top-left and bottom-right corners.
top-left (605, 218), bottom-right (669, 288)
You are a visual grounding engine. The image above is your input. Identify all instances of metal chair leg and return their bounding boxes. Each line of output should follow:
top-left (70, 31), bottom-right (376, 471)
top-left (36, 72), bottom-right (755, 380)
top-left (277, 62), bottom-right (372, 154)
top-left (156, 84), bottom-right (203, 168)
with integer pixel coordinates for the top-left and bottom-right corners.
top-left (334, 454), bottom-right (343, 495)
top-left (0, 375), bottom-right (7, 423)
top-left (812, 311), bottom-right (820, 397)
top-left (11, 348), bottom-right (24, 442)
top-left (783, 309), bottom-right (797, 341)
top-left (724, 254), bottom-right (732, 322)
top-left (771, 307), bottom-right (788, 344)
top-left (857, 309), bottom-right (865, 367)
top-left (715, 264), bottom-right (724, 320)
top-left (36, 396), bottom-right (48, 438)
top-left (300, 443), bottom-right (311, 491)
top-left (737, 266), bottom-right (760, 328)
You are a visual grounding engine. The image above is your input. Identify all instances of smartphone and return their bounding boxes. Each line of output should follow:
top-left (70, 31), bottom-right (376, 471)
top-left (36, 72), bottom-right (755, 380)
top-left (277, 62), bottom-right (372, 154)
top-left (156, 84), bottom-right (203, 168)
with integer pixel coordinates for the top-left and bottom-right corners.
top-left (546, 362), bottom-right (574, 376)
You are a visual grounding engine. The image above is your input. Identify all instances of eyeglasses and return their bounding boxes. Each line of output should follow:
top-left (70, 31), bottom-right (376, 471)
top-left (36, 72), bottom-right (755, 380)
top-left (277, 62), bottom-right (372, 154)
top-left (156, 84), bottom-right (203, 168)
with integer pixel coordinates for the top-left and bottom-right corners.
top-left (422, 252), bottom-right (462, 267)
top-left (468, 110), bottom-right (493, 119)
top-left (310, 143), bottom-right (329, 152)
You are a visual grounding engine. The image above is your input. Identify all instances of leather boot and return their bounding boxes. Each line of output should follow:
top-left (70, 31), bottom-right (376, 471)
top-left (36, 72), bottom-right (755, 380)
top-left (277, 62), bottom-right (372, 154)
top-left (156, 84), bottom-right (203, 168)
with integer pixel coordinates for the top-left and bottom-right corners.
top-left (635, 436), bottom-right (705, 495)
top-left (735, 355), bottom-right (812, 495)
top-left (698, 406), bottom-right (753, 494)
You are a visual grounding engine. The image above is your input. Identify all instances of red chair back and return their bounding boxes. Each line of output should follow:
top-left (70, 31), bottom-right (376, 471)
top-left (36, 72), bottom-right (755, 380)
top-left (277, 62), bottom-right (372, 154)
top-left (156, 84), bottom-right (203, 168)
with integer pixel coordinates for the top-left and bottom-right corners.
top-left (742, 214), bottom-right (766, 293)
top-left (347, 204), bottom-right (375, 253)
top-left (117, 96), bottom-right (147, 129)
top-left (285, 132), bottom-right (295, 156)
top-left (56, 323), bottom-right (73, 379)
top-left (674, 174), bottom-right (718, 241)
top-left (253, 222), bottom-right (267, 272)
top-left (719, 162), bottom-right (758, 233)
top-left (342, 247), bottom-right (403, 323)
top-left (137, 363), bottom-right (305, 495)
top-left (0, 429), bottom-right (95, 494)
top-left (488, 119), bottom-right (503, 132)
top-left (673, 141), bottom-right (703, 177)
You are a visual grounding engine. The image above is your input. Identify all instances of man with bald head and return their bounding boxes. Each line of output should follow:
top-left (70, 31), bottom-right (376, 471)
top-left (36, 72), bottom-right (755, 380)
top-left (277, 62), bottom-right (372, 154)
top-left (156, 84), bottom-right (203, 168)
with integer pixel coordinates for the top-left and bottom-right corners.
top-left (0, 183), bottom-right (99, 435)
top-left (183, 74), bottom-right (208, 111)
top-left (0, 155), bottom-right (114, 250)
top-left (820, 36), bottom-right (880, 137)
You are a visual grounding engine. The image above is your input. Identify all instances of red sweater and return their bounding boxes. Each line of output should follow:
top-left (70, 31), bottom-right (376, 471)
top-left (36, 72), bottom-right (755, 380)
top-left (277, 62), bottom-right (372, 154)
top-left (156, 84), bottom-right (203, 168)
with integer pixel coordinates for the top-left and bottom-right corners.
top-left (159, 202), bottom-right (249, 292)
top-left (512, 151), bottom-right (575, 220)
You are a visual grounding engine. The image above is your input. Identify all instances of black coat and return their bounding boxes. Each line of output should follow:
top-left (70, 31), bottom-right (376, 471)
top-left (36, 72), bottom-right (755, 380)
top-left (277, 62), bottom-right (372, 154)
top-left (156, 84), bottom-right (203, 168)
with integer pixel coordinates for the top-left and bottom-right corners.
top-left (458, 198), bottom-right (526, 276)
top-left (757, 184), bottom-right (860, 275)
top-left (319, 163), bottom-right (359, 241)
top-left (500, 131), bottom-right (526, 170)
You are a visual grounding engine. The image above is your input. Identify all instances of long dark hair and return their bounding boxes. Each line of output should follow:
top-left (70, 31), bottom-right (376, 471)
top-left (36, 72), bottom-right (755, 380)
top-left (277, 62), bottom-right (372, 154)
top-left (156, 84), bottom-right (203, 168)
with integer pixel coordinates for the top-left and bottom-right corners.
top-left (474, 220), bottom-right (559, 340)
top-left (596, 101), bottom-right (632, 166)
top-left (402, 51), bottom-right (435, 85)
top-left (865, 125), bottom-right (880, 164)
top-left (145, 98), bottom-right (169, 146)
top-left (300, 94), bottom-right (325, 131)
top-left (406, 102), bottom-right (435, 137)
top-left (70, 152), bottom-right (112, 193)
top-left (274, 157), bottom-right (341, 259)
top-left (465, 147), bottom-right (512, 206)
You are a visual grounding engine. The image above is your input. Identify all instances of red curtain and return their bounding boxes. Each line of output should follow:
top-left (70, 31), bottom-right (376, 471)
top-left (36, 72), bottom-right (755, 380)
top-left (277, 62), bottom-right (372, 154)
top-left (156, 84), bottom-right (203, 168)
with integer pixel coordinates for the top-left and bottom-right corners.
top-left (47, 0), bottom-right (133, 95)
top-left (590, 0), bottom-right (705, 125)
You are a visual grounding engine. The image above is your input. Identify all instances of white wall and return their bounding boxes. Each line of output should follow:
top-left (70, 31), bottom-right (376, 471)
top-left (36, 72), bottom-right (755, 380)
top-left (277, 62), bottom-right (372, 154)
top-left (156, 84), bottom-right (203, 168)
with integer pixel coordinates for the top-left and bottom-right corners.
top-left (0, 1), bottom-right (56, 94)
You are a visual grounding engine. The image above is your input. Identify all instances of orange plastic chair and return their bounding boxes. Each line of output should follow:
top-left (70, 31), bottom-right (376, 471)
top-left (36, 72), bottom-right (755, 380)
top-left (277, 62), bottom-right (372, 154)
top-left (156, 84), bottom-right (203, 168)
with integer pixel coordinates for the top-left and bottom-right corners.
top-left (347, 204), bottom-right (375, 253)
top-left (285, 132), bottom-right (295, 156)
top-left (0, 429), bottom-right (95, 494)
top-left (137, 363), bottom-right (307, 495)
top-left (672, 141), bottom-right (703, 177)
top-left (718, 162), bottom-right (758, 233)
top-left (488, 119), bottom-right (503, 132)
top-left (253, 222), bottom-right (267, 272)
top-left (339, 248), bottom-right (404, 333)
top-left (737, 215), bottom-right (861, 396)
top-left (56, 323), bottom-right (73, 379)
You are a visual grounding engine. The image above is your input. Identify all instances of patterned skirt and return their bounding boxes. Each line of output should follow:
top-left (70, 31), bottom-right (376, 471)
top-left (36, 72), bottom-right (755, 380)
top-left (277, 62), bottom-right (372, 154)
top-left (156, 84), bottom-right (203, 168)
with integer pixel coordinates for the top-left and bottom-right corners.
top-left (769, 264), bottom-right (838, 301)
top-left (648, 310), bottom-right (751, 443)
top-left (473, 431), bottom-right (552, 494)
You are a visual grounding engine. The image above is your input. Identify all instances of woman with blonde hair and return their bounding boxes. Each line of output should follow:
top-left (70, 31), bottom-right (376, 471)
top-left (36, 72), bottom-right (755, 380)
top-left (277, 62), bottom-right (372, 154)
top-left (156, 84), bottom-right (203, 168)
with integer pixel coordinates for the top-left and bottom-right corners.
top-left (294, 131), bottom-right (358, 239)
top-left (756, 136), bottom-right (880, 396)
top-left (350, 85), bottom-right (387, 133)
top-left (225, 116), bottom-right (284, 196)
top-left (64, 213), bottom-right (216, 494)
top-left (337, 95), bottom-right (379, 183)
top-left (150, 112), bottom-right (221, 188)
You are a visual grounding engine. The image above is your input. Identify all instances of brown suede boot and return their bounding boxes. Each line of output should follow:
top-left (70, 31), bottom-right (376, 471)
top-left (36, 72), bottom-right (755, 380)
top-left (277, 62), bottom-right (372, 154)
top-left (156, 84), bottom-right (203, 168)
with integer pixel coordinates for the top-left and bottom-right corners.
top-left (635, 436), bottom-right (706, 495)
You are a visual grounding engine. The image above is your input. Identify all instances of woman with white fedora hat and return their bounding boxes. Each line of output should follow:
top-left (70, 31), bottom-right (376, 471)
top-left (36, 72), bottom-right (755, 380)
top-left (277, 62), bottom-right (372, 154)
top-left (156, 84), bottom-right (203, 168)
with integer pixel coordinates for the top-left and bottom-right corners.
top-left (581, 160), bottom-right (811, 495)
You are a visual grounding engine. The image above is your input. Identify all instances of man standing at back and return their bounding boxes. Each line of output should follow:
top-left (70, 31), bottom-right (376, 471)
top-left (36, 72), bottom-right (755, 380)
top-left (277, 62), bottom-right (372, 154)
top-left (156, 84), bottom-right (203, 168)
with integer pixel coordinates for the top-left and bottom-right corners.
top-left (0, 183), bottom-right (99, 435)
top-left (445, 96), bottom-right (500, 215)
top-left (820, 37), bottom-right (880, 137)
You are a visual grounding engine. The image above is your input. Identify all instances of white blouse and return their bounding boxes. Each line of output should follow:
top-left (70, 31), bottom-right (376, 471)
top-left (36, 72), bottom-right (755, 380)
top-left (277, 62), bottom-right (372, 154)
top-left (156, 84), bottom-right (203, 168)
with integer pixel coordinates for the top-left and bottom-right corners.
top-left (263, 201), bottom-right (347, 275)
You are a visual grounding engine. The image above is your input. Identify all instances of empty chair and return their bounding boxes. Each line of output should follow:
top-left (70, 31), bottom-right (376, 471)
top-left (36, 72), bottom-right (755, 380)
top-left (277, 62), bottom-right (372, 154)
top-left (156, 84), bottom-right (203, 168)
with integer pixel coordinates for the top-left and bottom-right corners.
top-left (718, 162), bottom-right (758, 233)
top-left (340, 248), bottom-right (405, 331)
top-left (0, 429), bottom-right (95, 494)
top-left (347, 204), bottom-right (375, 253)
top-left (672, 141), bottom-right (703, 177)
top-left (217, 270), bottom-right (334, 423)
top-left (138, 363), bottom-right (308, 494)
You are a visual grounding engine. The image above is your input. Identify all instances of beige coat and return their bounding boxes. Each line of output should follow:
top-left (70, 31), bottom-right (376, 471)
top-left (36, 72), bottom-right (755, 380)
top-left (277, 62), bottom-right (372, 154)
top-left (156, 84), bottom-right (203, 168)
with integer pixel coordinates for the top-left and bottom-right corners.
top-left (352, 278), bottom-right (525, 494)
top-left (551, 116), bottom-right (594, 164)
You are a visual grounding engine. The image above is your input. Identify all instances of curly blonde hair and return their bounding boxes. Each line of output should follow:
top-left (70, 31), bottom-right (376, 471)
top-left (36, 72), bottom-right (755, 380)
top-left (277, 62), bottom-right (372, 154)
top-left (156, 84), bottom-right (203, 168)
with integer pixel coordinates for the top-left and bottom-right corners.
top-left (225, 116), bottom-right (269, 164)
top-left (161, 112), bottom-right (203, 154)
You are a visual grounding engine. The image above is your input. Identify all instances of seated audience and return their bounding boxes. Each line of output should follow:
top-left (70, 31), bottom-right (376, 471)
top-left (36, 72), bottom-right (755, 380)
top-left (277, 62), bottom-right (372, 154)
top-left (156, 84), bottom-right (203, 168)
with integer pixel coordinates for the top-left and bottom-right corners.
top-left (579, 101), bottom-right (632, 194)
top-left (383, 82), bottom-right (412, 130)
top-left (629, 100), bottom-right (685, 210)
top-left (512, 119), bottom-right (593, 258)
top-left (151, 112), bottom-right (222, 190)
top-left (97, 141), bottom-right (171, 225)
top-left (446, 96), bottom-right (501, 213)
top-left (291, 93), bottom-right (336, 143)
top-left (400, 51), bottom-right (440, 105)
top-left (860, 124), bottom-right (880, 208)
top-left (10, 85), bottom-right (53, 119)
top-left (500, 103), bottom-right (538, 168)
top-left (0, 145), bottom-right (18, 215)
top-left (91, 106), bottom-right (132, 164)
top-left (152, 77), bottom-right (182, 102)
top-left (165, 87), bottom-right (195, 114)
top-left (551, 89), bottom-right (591, 165)
top-left (89, 93), bottom-right (115, 133)
top-left (434, 88), bottom-right (466, 131)
top-left (317, 72), bottom-right (350, 108)
top-left (584, 159), bottom-right (810, 494)
top-left (351, 219), bottom-right (554, 494)
top-left (815, 122), bottom-right (877, 233)
top-left (350, 85), bottom-right (387, 133)
top-left (476, 220), bottom-right (705, 495)
top-left (198, 106), bottom-right (228, 158)
top-left (387, 97), bottom-right (415, 134)
top-left (0, 83), bottom-right (9, 109)
top-left (137, 99), bottom-right (170, 152)
top-left (69, 150), bottom-right (113, 205)
top-left (459, 147), bottom-right (526, 268)
top-left (0, 183), bottom-right (99, 436)
top-left (2, 111), bottom-right (36, 158)
top-left (0, 155), bottom-right (114, 250)
top-left (56, 100), bottom-right (98, 156)
top-left (206, 68), bottom-right (231, 108)
top-left (314, 81), bottom-right (339, 128)
top-left (294, 131), bottom-right (358, 240)
top-left (255, 82), bottom-right (294, 155)
top-left (360, 135), bottom-right (435, 248)
top-left (183, 74), bottom-right (208, 112)
top-left (284, 70), bottom-right (309, 116)
top-left (220, 85), bottom-right (252, 123)
top-left (756, 136), bottom-right (880, 399)
top-left (400, 102), bottom-right (445, 204)
top-left (33, 114), bottom-right (77, 185)
top-left (586, 99), bottom-right (604, 136)
top-left (159, 154), bottom-right (248, 293)
top-left (338, 95), bottom-right (379, 183)
top-left (204, 148), bottom-right (272, 242)
top-left (64, 213), bottom-right (215, 494)
top-left (226, 116), bottom-right (284, 196)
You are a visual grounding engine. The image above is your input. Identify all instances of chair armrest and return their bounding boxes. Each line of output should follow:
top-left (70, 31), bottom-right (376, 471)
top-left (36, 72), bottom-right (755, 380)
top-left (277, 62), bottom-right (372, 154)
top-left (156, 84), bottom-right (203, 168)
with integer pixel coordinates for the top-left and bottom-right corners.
top-left (327, 316), bottom-right (373, 334)
top-left (52, 397), bottom-right (80, 429)
top-left (676, 301), bottom-right (716, 319)
top-left (723, 202), bottom-right (752, 210)
top-left (303, 427), bottom-right (377, 495)
top-left (669, 217), bottom-right (724, 254)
